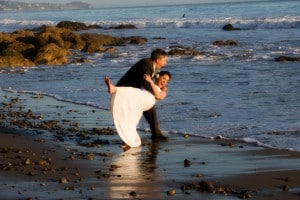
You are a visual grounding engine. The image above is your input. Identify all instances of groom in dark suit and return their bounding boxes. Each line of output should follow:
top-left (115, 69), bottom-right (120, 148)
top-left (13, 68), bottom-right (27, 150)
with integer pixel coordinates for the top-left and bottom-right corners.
top-left (116, 48), bottom-right (168, 139)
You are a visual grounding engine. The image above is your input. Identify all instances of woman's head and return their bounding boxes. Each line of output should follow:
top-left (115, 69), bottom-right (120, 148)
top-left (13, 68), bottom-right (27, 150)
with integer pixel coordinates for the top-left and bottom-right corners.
top-left (156, 71), bottom-right (171, 89)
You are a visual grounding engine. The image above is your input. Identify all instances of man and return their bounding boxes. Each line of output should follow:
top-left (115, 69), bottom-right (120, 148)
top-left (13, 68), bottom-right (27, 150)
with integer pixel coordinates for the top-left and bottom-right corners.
top-left (116, 48), bottom-right (168, 139)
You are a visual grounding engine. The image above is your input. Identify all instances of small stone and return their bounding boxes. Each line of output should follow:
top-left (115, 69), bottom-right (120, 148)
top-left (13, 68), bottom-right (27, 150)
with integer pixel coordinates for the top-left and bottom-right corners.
top-left (24, 158), bottom-right (31, 165)
top-left (28, 172), bottom-right (35, 176)
top-left (65, 186), bottom-right (75, 190)
top-left (59, 177), bottom-right (68, 184)
top-left (129, 191), bottom-right (136, 196)
top-left (38, 159), bottom-right (47, 166)
top-left (167, 189), bottom-right (176, 196)
top-left (282, 185), bottom-right (289, 191)
top-left (184, 159), bottom-right (191, 167)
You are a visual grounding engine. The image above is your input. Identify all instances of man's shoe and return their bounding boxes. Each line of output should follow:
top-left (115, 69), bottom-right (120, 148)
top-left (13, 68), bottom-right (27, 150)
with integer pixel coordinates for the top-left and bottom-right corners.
top-left (151, 134), bottom-right (168, 140)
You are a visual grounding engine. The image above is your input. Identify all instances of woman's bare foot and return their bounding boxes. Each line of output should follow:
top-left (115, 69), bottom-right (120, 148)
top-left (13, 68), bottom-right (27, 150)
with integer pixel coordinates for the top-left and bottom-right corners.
top-left (121, 143), bottom-right (131, 152)
top-left (105, 76), bottom-right (117, 94)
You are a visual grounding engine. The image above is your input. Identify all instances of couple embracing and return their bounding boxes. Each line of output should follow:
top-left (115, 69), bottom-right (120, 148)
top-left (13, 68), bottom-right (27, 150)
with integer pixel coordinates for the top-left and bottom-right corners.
top-left (105, 49), bottom-right (171, 151)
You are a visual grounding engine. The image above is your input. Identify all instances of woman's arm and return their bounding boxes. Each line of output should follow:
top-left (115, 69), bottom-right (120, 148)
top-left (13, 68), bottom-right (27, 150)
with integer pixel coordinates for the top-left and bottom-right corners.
top-left (144, 74), bottom-right (167, 100)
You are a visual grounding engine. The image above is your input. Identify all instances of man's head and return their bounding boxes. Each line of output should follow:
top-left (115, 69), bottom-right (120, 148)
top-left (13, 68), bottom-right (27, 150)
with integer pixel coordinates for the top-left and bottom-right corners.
top-left (151, 49), bottom-right (168, 70)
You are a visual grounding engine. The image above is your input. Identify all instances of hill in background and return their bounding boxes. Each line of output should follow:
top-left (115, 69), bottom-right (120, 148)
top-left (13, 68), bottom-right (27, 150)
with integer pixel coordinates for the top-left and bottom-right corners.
top-left (0, 1), bottom-right (92, 11)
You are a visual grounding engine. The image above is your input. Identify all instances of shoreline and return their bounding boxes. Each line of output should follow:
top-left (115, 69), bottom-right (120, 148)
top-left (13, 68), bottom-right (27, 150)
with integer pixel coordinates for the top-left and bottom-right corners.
top-left (1, 90), bottom-right (300, 199)
top-left (1, 127), bottom-right (300, 199)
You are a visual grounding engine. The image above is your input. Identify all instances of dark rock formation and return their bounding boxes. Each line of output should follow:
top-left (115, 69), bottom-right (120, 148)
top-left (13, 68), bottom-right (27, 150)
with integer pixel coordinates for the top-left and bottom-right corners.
top-left (57, 21), bottom-right (101, 31)
top-left (125, 36), bottom-right (147, 45)
top-left (222, 24), bottom-right (241, 31)
top-left (109, 24), bottom-right (137, 29)
top-left (275, 56), bottom-right (300, 62)
top-left (34, 43), bottom-right (69, 65)
top-left (212, 40), bottom-right (239, 46)
top-left (0, 22), bottom-right (148, 67)
top-left (168, 46), bottom-right (201, 56)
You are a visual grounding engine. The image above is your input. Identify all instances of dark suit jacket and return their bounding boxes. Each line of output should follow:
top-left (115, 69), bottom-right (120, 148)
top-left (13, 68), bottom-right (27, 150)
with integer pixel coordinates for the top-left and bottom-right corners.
top-left (116, 58), bottom-right (154, 94)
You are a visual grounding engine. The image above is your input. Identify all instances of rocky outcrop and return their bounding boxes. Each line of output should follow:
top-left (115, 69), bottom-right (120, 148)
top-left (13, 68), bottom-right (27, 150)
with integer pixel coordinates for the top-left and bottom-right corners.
top-left (0, 21), bottom-right (148, 67)
top-left (57, 21), bottom-right (102, 31)
top-left (109, 24), bottom-right (137, 29)
top-left (0, 49), bottom-right (35, 67)
top-left (168, 46), bottom-right (201, 56)
top-left (212, 40), bottom-right (239, 46)
top-left (275, 56), bottom-right (300, 62)
top-left (222, 24), bottom-right (241, 31)
top-left (34, 43), bottom-right (69, 65)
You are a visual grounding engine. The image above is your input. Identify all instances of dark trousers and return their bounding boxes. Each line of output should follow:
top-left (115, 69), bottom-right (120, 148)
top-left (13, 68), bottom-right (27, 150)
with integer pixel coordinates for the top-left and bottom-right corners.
top-left (143, 106), bottom-right (162, 137)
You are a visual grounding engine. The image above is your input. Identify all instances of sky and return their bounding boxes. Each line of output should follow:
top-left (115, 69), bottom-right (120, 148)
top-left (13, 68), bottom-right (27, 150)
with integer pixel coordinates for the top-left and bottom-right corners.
top-left (19, 0), bottom-right (264, 8)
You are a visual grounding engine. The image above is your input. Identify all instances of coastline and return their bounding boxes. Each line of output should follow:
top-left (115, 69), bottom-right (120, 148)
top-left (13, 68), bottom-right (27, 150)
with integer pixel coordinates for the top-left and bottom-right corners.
top-left (1, 91), bottom-right (300, 200)
top-left (1, 128), bottom-right (300, 200)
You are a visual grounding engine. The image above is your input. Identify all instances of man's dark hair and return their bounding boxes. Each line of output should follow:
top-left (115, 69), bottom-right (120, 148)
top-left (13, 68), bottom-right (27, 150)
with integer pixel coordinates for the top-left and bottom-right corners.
top-left (150, 49), bottom-right (167, 60)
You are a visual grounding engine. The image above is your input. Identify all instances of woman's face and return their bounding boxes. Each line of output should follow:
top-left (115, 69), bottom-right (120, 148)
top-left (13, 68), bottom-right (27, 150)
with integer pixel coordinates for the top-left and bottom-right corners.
top-left (157, 74), bottom-right (170, 89)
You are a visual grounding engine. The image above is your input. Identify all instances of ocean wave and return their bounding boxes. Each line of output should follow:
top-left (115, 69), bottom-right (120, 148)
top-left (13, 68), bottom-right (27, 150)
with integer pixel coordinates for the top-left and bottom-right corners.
top-left (0, 16), bottom-right (299, 32)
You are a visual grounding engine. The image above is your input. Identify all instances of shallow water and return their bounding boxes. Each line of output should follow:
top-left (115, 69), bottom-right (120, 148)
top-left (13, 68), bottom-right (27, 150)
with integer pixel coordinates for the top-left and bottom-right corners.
top-left (0, 0), bottom-right (300, 151)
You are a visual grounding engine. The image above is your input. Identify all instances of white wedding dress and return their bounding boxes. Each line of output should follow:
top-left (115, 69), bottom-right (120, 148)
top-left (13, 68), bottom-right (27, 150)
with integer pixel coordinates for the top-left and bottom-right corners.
top-left (110, 87), bottom-right (155, 147)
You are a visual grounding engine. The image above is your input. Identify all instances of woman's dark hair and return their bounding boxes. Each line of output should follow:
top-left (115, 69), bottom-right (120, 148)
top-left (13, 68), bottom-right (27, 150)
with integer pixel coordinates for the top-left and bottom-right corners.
top-left (159, 71), bottom-right (172, 80)
top-left (150, 49), bottom-right (167, 60)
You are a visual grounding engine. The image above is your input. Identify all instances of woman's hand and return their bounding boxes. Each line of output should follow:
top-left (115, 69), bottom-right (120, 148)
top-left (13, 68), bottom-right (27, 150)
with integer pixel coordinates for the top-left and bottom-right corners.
top-left (144, 74), bottom-right (152, 83)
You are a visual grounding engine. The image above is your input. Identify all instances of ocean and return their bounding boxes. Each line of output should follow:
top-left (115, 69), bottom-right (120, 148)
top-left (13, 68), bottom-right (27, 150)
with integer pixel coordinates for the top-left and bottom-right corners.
top-left (0, 0), bottom-right (300, 151)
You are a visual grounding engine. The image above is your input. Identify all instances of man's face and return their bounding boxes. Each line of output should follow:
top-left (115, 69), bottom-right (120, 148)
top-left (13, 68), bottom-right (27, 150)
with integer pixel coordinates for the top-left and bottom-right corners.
top-left (155, 56), bottom-right (168, 70)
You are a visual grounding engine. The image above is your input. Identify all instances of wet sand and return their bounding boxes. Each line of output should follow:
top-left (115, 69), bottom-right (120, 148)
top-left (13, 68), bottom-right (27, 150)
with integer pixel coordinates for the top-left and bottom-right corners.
top-left (1, 91), bottom-right (300, 200)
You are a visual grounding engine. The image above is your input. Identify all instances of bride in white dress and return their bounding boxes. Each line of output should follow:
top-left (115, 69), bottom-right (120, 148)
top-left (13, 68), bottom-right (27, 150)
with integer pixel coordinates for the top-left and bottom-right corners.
top-left (105, 71), bottom-right (171, 151)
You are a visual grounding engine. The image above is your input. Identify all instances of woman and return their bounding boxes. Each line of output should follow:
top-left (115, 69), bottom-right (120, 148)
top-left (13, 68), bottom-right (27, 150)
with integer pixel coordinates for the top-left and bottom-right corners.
top-left (105, 71), bottom-right (171, 151)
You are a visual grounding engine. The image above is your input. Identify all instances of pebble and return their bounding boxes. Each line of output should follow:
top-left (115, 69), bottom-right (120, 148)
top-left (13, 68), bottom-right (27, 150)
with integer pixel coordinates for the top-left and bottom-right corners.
top-left (24, 158), bottom-right (31, 165)
top-left (184, 159), bottom-right (191, 167)
top-left (282, 184), bottom-right (289, 191)
top-left (129, 191), bottom-right (137, 196)
top-left (167, 189), bottom-right (176, 196)
top-left (59, 177), bottom-right (68, 184)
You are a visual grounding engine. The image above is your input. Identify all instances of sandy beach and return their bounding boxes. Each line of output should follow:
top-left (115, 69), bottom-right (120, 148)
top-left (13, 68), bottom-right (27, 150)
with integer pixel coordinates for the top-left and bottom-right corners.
top-left (1, 91), bottom-right (300, 200)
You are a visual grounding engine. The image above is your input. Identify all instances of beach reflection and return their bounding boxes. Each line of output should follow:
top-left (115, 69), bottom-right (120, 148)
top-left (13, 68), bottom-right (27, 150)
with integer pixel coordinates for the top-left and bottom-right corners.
top-left (107, 142), bottom-right (161, 199)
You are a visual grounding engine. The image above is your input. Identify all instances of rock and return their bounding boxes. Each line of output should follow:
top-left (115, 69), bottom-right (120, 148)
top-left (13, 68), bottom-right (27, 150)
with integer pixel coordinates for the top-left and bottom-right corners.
top-left (0, 49), bottom-right (35, 67)
top-left (0, 22), bottom-right (146, 67)
top-left (167, 189), bottom-right (176, 196)
top-left (88, 24), bottom-right (103, 29)
top-left (59, 177), bottom-right (68, 184)
top-left (239, 190), bottom-right (252, 199)
top-left (57, 21), bottom-right (90, 31)
top-left (80, 33), bottom-right (119, 52)
top-left (168, 46), bottom-right (201, 56)
top-left (126, 36), bottom-right (147, 45)
top-left (213, 40), bottom-right (239, 46)
top-left (199, 181), bottom-right (215, 193)
top-left (38, 159), bottom-right (47, 166)
top-left (81, 42), bottom-right (105, 53)
top-left (71, 57), bottom-right (90, 64)
top-left (184, 159), bottom-right (191, 167)
top-left (222, 23), bottom-right (241, 31)
top-left (37, 26), bottom-right (85, 50)
top-left (282, 184), bottom-right (289, 191)
top-left (24, 158), bottom-right (31, 165)
top-left (110, 24), bottom-right (137, 29)
top-left (60, 31), bottom-right (85, 50)
top-left (129, 191), bottom-right (137, 196)
top-left (275, 56), bottom-right (300, 62)
top-left (0, 31), bottom-right (36, 67)
top-left (34, 43), bottom-right (69, 65)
